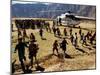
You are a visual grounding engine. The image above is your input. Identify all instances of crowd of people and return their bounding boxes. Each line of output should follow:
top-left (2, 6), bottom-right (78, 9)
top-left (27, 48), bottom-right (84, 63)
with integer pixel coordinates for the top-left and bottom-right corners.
top-left (15, 19), bottom-right (51, 30)
top-left (12, 19), bottom-right (96, 74)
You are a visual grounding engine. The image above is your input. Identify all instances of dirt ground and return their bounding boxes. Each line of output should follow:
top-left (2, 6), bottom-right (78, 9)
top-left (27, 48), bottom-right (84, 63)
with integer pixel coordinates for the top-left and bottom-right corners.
top-left (11, 18), bottom-right (96, 74)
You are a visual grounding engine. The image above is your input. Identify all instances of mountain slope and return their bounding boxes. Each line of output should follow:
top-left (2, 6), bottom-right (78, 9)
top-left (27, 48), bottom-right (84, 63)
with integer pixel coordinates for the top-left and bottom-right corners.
top-left (11, 3), bottom-right (96, 19)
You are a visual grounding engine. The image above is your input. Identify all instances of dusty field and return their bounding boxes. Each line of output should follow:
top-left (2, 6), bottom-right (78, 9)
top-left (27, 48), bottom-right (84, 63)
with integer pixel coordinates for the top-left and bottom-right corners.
top-left (11, 18), bottom-right (96, 74)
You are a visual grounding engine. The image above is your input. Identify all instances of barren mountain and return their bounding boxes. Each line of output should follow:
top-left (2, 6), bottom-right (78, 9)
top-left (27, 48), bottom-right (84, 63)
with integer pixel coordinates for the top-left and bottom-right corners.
top-left (12, 3), bottom-right (96, 19)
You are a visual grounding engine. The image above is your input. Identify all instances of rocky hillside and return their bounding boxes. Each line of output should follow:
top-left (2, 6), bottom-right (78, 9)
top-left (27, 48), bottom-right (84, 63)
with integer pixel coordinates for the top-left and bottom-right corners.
top-left (11, 2), bottom-right (96, 19)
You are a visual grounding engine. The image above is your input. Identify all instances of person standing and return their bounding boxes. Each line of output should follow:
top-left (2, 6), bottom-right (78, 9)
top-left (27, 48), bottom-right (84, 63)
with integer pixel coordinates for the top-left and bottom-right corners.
top-left (58, 17), bottom-right (62, 26)
top-left (47, 22), bottom-right (51, 33)
top-left (63, 28), bottom-right (67, 36)
top-left (82, 35), bottom-right (87, 45)
top-left (23, 29), bottom-right (28, 42)
top-left (30, 33), bottom-right (36, 42)
top-left (53, 40), bottom-right (59, 55)
top-left (74, 33), bottom-right (78, 48)
top-left (52, 26), bottom-right (57, 36)
top-left (28, 41), bottom-right (39, 68)
top-left (61, 38), bottom-right (68, 55)
top-left (80, 33), bottom-right (84, 43)
top-left (14, 38), bottom-right (28, 73)
top-left (39, 28), bottom-right (43, 39)
top-left (70, 34), bottom-right (74, 45)
top-left (79, 28), bottom-right (82, 36)
top-left (57, 27), bottom-right (61, 37)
